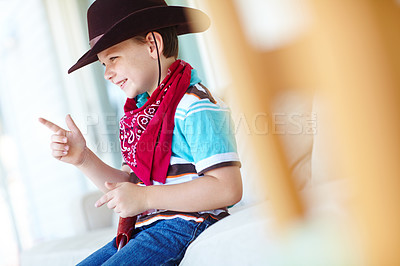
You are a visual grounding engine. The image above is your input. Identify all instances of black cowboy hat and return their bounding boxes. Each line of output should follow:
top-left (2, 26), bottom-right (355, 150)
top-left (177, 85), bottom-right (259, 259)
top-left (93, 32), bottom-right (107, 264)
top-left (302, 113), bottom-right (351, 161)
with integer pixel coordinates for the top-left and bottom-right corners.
top-left (68, 0), bottom-right (210, 74)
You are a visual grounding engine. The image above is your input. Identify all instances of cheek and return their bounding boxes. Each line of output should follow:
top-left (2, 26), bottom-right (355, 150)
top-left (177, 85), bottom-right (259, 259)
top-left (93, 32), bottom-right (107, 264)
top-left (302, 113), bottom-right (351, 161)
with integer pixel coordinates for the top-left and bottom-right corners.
top-left (140, 63), bottom-right (159, 86)
top-left (125, 55), bottom-right (158, 89)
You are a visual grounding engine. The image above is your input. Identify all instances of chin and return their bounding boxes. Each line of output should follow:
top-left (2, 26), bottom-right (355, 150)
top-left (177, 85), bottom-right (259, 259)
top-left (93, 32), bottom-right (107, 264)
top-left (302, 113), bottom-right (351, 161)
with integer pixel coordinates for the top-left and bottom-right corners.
top-left (123, 90), bottom-right (137, 99)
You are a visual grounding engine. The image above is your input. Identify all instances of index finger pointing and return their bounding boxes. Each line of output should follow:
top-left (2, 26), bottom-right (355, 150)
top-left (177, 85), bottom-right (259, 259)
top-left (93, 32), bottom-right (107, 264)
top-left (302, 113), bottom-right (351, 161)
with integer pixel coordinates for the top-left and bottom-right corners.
top-left (38, 117), bottom-right (65, 133)
top-left (95, 193), bottom-right (111, 208)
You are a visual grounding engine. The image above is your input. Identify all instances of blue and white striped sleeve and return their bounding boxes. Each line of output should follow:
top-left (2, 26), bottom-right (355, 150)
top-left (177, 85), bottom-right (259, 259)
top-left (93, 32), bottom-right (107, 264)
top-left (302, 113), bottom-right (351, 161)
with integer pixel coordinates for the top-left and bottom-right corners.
top-left (180, 92), bottom-right (241, 174)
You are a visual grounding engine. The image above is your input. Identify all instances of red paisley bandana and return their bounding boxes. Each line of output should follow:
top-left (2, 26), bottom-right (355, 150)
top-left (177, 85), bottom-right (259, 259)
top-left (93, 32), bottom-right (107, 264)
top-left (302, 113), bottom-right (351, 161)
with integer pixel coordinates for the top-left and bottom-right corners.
top-left (120, 60), bottom-right (192, 186)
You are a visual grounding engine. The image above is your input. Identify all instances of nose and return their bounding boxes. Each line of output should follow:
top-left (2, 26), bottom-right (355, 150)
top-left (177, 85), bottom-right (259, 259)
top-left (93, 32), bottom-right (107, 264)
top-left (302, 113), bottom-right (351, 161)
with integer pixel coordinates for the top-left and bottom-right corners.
top-left (104, 66), bottom-right (115, 81)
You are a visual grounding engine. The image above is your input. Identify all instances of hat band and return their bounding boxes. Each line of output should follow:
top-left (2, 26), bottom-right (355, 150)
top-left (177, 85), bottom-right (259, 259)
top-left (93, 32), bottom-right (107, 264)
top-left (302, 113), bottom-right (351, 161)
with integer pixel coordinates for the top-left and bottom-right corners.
top-left (89, 34), bottom-right (104, 48)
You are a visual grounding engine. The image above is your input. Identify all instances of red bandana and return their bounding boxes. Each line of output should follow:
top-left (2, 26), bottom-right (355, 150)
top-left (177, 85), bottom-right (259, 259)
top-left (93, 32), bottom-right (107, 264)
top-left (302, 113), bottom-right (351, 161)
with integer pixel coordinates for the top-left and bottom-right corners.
top-left (119, 60), bottom-right (192, 186)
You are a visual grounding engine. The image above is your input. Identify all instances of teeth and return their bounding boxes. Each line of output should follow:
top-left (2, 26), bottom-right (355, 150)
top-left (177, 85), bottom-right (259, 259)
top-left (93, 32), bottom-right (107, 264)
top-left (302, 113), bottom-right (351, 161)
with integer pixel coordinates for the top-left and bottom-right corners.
top-left (120, 80), bottom-right (126, 87)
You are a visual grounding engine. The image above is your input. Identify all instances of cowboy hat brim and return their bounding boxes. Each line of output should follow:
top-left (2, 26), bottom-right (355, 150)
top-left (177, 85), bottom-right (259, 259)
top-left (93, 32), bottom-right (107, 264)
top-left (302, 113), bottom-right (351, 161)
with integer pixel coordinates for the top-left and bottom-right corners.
top-left (68, 6), bottom-right (210, 74)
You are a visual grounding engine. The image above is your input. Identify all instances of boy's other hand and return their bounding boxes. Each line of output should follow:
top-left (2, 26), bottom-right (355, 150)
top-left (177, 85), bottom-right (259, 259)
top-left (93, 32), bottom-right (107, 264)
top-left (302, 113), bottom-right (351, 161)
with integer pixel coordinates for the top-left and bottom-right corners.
top-left (95, 182), bottom-right (148, 218)
top-left (39, 114), bottom-right (87, 166)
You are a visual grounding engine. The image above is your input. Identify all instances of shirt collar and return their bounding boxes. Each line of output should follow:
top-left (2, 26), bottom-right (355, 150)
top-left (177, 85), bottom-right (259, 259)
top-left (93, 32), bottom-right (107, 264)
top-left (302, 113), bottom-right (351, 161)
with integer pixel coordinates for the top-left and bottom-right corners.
top-left (135, 69), bottom-right (202, 108)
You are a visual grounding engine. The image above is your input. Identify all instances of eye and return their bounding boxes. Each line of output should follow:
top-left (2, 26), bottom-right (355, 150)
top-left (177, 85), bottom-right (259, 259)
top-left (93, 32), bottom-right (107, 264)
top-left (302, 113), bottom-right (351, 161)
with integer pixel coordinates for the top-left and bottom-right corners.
top-left (109, 56), bottom-right (117, 62)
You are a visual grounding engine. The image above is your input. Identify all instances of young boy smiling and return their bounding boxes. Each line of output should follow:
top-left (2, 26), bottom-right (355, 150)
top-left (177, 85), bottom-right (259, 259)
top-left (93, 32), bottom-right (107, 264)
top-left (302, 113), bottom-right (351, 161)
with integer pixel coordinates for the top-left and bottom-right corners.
top-left (39, 0), bottom-right (242, 264)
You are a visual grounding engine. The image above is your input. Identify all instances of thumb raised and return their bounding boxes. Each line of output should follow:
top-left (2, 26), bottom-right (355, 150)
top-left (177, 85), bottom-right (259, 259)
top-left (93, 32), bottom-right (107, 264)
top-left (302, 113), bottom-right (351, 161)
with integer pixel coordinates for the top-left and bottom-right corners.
top-left (65, 114), bottom-right (81, 134)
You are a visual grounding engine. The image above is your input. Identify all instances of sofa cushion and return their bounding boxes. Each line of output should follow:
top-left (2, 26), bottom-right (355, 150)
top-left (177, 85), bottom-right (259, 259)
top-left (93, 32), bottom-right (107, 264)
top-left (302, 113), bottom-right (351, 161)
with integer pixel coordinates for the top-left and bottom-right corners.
top-left (180, 180), bottom-right (353, 266)
top-left (180, 201), bottom-right (275, 265)
top-left (20, 227), bottom-right (115, 266)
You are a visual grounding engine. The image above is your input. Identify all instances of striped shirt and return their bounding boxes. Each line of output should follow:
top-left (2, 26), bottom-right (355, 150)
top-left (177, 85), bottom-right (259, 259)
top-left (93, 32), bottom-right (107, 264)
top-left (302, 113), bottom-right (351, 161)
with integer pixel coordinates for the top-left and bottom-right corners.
top-left (132, 70), bottom-right (241, 227)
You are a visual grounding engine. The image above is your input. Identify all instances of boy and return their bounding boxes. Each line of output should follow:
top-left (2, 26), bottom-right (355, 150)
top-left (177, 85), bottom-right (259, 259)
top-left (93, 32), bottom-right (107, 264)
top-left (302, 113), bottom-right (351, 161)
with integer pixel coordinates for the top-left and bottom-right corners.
top-left (39, 0), bottom-right (242, 264)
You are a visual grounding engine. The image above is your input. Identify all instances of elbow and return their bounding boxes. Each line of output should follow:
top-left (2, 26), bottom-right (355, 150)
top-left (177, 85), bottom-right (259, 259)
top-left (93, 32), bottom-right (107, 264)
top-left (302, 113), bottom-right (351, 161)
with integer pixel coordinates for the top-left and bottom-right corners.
top-left (225, 180), bottom-right (243, 206)
top-left (231, 185), bottom-right (243, 206)
top-left (206, 165), bottom-right (243, 207)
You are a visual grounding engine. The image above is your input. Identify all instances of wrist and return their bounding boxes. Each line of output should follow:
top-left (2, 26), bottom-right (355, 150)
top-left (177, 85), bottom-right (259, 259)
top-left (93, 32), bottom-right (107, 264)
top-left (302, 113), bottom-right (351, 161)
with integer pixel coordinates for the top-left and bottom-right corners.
top-left (143, 185), bottom-right (154, 211)
top-left (75, 146), bottom-right (90, 168)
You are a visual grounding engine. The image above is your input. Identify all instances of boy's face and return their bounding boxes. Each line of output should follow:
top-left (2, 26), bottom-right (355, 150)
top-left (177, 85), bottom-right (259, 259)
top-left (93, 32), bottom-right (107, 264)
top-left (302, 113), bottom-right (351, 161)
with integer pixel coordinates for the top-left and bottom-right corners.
top-left (97, 38), bottom-right (159, 98)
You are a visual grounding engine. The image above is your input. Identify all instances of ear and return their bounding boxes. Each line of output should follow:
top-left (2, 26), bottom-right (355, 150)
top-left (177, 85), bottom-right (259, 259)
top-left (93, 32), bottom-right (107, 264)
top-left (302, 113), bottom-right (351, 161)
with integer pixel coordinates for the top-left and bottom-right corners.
top-left (145, 32), bottom-right (164, 60)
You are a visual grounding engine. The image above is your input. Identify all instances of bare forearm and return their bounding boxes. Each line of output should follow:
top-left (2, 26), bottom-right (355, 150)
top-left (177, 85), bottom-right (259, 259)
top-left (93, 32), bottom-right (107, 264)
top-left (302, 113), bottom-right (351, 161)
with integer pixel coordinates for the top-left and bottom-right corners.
top-left (145, 166), bottom-right (242, 212)
top-left (77, 147), bottom-right (130, 192)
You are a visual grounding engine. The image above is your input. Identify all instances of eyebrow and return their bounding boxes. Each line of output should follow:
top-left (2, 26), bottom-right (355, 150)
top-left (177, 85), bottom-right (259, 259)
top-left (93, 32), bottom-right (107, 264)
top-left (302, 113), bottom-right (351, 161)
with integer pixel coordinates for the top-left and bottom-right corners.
top-left (98, 52), bottom-right (110, 66)
top-left (97, 48), bottom-right (112, 63)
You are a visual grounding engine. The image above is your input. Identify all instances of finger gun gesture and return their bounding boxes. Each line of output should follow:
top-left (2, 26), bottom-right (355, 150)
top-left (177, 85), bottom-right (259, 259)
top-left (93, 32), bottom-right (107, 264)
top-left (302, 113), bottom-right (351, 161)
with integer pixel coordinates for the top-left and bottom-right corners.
top-left (39, 114), bottom-right (87, 166)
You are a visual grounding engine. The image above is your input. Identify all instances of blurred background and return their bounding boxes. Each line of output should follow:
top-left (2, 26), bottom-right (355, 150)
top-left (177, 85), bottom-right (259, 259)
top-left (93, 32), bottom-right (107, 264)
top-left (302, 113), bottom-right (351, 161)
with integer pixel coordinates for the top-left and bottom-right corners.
top-left (1, 0), bottom-right (400, 265)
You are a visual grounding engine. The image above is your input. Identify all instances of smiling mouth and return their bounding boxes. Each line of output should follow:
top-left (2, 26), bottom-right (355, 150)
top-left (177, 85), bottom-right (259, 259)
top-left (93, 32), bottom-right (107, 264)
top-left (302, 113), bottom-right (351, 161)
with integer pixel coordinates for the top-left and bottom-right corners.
top-left (118, 79), bottom-right (127, 89)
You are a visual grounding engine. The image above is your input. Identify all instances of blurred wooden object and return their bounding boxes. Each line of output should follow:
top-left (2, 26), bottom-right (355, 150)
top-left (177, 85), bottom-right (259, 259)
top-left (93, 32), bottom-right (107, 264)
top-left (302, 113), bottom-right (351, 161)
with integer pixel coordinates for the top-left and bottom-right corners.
top-left (306, 1), bottom-right (400, 265)
top-left (203, 0), bottom-right (305, 230)
top-left (203, 0), bottom-right (400, 265)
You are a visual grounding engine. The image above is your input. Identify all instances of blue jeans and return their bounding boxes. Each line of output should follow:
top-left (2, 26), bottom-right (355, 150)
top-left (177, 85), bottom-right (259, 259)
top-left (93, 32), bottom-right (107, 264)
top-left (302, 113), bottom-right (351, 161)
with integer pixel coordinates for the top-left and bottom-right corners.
top-left (77, 216), bottom-right (218, 265)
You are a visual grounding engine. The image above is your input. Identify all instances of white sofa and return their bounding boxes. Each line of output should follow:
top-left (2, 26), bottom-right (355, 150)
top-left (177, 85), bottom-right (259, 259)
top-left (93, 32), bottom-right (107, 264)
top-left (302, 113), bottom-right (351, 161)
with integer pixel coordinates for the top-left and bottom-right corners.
top-left (21, 91), bottom-right (354, 265)
top-left (20, 191), bottom-right (117, 266)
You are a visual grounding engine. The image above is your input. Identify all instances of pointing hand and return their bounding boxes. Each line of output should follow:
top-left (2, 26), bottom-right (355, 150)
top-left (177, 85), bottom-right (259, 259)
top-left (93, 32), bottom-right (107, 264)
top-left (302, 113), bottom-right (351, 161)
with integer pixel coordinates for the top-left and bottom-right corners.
top-left (39, 114), bottom-right (87, 166)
